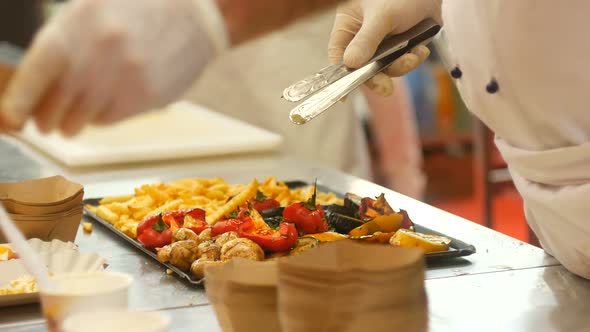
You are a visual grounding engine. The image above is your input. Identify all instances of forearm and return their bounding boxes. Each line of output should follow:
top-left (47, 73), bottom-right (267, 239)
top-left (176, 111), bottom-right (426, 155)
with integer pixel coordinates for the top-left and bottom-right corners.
top-left (216, 0), bottom-right (342, 46)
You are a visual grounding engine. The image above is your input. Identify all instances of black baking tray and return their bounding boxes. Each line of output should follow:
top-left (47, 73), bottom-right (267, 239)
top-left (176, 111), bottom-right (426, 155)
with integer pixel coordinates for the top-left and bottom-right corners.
top-left (83, 180), bottom-right (476, 285)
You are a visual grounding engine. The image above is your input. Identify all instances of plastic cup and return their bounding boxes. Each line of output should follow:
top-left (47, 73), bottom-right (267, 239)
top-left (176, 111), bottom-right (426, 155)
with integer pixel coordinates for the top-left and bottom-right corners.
top-left (62, 310), bottom-right (170, 332)
top-left (40, 271), bottom-right (133, 332)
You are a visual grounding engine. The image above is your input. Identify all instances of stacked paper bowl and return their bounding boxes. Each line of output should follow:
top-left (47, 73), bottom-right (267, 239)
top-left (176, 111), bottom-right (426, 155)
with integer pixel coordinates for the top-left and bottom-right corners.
top-left (0, 176), bottom-right (84, 242)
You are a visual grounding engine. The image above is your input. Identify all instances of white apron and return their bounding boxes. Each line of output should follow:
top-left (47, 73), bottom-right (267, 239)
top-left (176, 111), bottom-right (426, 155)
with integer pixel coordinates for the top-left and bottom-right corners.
top-left (187, 10), bottom-right (371, 180)
top-left (442, 0), bottom-right (590, 278)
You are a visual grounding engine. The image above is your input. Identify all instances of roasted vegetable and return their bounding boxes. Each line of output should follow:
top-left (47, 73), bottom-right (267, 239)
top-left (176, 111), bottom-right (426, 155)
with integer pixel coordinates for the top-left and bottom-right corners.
top-left (399, 209), bottom-right (415, 230)
top-left (390, 229), bottom-right (451, 253)
top-left (327, 212), bottom-right (363, 234)
top-left (326, 204), bottom-right (356, 216)
top-left (289, 237), bottom-right (320, 256)
top-left (137, 215), bottom-right (173, 249)
top-left (214, 231), bottom-right (239, 247)
top-left (343, 193), bottom-right (363, 211)
top-left (198, 241), bottom-right (221, 261)
top-left (251, 190), bottom-right (280, 212)
top-left (283, 183), bottom-right (328, 235)
top-left (303, 232), bottom-right (348, 243)
top-left (168, 240), bottom-right (200, 271)
top-left (162, 209), bottom-right (208, 234)
top-left (260, 207), bottom-right (285, 219)
top-left (211, 218), bottom-right (243, 236)
top-left (348, 213), bottom-right (404, 236)
top-left (172, 228), bottom-right (199, 243)
top-left (220, 238), bottom-right (265, 261)
top-left (359, 193), bottom-right (395, 220)
top-left (156, 245), bottom-right (173, 263)
top-left (191, 258), bottom-right (225, 279)
top-left (198, 228), bottom-right (213, 242)
top-left (350, 232), bottom-right (395, 244)
top-left (238, 219), bottom-right (298, 252)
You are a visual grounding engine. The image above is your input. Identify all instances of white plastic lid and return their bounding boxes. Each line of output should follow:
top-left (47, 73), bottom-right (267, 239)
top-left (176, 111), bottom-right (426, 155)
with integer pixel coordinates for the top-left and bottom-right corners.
top-left (62, 310), bottom-right (170, 332)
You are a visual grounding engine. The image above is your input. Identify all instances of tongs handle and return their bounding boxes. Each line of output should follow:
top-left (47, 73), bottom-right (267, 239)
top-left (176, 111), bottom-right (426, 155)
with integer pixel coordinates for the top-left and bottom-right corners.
top-left (283, 19), bottom-right (440, 104)
top-left (286, 18), bottom-right (441, 125)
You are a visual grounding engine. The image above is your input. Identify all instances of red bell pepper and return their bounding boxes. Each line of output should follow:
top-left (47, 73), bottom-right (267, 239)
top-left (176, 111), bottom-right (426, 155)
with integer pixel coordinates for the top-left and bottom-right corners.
top-left (162, 208), bottom-right (208, 234)
top-left (399, 209), bottom-right (415, 230)
top-left (137, 214), bottom-right (162, 237)
top-left (282, 182), bottom-right (328, 235)
top-left (238, 219), bottom-right (298, 252)
top-left (137, 214), bottom-right (172, 249)
top-left (359, 193), bottom-right (395, 220)
top-left (211, 218), bottom-right (244, 236)
top-left (251, 190), bottom-right (280, 212)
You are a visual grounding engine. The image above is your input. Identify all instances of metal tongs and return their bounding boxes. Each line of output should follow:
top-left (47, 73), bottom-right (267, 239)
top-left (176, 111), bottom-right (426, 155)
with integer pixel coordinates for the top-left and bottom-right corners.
top-left (283, 19), bottom-right (441, 125)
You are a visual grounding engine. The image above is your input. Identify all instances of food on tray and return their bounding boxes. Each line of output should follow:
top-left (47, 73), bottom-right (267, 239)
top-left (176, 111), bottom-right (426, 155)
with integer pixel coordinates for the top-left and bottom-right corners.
top-left (0, 275), bottom-right (38, 295)
top-left (86, 177), bottom-right (451, 278)
top-left (390, 229), bottom-right (451, 253)
top-left (0, 245), bottom-right (18, 261)
top-left (86, 177), bottom-right (342, 240)
top-left (82, 222), bottom-right (93, 233)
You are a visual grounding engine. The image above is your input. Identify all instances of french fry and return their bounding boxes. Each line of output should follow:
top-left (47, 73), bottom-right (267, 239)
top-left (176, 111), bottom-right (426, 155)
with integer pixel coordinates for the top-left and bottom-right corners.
top-left (99, 195), bottom-right (134, 205)
top-left (132, 208), bottom-right (152, 221)
top-left (129, 195), bottom-right (155, 209)
top-left (147, 199), bottom-right (183, 217)
top-left (142, 184), bottom-right (170, 203)
top-left (206, 190), bottom-right (225, 200)
top-left (95, 205), bottom-right (119, 224)
top-left (206, 179), bottom-right (258, 224)
top-left (104, 202), bottom-right (130, 215)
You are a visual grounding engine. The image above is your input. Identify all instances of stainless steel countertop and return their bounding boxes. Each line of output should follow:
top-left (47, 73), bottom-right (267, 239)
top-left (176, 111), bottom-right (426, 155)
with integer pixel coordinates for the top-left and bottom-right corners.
top-left (1, 135), bottom-right (586, 332)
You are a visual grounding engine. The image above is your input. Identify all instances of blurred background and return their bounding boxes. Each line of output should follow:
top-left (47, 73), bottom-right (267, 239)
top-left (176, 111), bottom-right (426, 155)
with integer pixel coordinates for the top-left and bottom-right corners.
top-left (0, 0), bottom-right (535, 246)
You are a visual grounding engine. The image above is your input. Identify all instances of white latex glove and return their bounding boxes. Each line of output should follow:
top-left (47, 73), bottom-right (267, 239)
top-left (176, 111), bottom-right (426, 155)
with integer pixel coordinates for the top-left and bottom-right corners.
top-left (0, 0), bottom-right (228, 136)
top-left (328, 0), bottom-right (442, 96)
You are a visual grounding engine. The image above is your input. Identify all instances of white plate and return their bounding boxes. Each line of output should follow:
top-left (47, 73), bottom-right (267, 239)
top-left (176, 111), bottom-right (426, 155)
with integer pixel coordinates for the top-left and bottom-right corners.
top-left (18, 101), bottom-right (284, 167)
top-left (0, 239), bottom-right (107, 307)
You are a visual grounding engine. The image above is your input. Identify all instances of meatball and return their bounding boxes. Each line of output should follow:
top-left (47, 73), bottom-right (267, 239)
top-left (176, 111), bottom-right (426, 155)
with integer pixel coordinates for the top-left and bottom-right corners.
top-left (214, 231), bottom-right (239, 247)
top-left (198, 240), bottom-right (221, 261)
top-left (169, 240), bottom-right (200, 271)
top-left (173, 228), bottom-right (199, 243)
top-left (220, 238), bottom-right (264, 261)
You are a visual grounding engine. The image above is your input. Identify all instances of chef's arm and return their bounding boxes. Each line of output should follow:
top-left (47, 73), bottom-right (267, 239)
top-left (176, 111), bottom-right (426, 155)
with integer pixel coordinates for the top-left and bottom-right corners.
top-left (216, 0), bottom-right (342, 46)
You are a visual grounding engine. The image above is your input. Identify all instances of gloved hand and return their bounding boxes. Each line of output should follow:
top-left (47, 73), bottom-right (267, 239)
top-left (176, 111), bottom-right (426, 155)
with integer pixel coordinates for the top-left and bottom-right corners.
top-left (328, 0), bottom-right (442, 96)
top-left (0, 0), bottom-right (228, 136)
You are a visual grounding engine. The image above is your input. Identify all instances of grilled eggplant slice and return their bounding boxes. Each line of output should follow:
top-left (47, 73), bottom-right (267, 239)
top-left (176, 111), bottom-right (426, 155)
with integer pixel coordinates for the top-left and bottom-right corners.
top-left (260, 207), bottom-right (285, 218)
top-left (343, 193), bottom-right (363, 211)
top-left (328, 212), bottom-right (364, 234)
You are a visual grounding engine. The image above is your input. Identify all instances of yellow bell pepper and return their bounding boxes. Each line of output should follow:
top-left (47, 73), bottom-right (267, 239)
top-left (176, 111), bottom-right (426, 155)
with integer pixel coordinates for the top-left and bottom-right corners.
top-left (348, 213), bottom-right (404, 236)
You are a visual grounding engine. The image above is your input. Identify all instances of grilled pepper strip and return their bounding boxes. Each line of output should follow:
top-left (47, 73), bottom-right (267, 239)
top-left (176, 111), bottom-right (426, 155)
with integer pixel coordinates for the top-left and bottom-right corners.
top-left (238, 219), bottom-right (298, 252)
top-left (348, 213), bottom-right (404, 236)
top-left (359, 193), bottom-right (395, 220)
top-left (162, 208), bottom-right (208, 234)
top-left (211, 218), bottom-right (244, 236)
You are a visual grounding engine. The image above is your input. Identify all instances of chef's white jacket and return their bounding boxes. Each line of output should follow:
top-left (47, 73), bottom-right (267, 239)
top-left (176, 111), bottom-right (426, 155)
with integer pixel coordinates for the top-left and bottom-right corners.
top-left (442, 0), bottom-right (590, 278)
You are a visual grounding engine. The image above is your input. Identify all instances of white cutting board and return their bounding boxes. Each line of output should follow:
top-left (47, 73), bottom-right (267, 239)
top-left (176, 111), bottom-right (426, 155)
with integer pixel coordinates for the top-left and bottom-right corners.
top-left (18, 101), bottom-right (283, 167)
